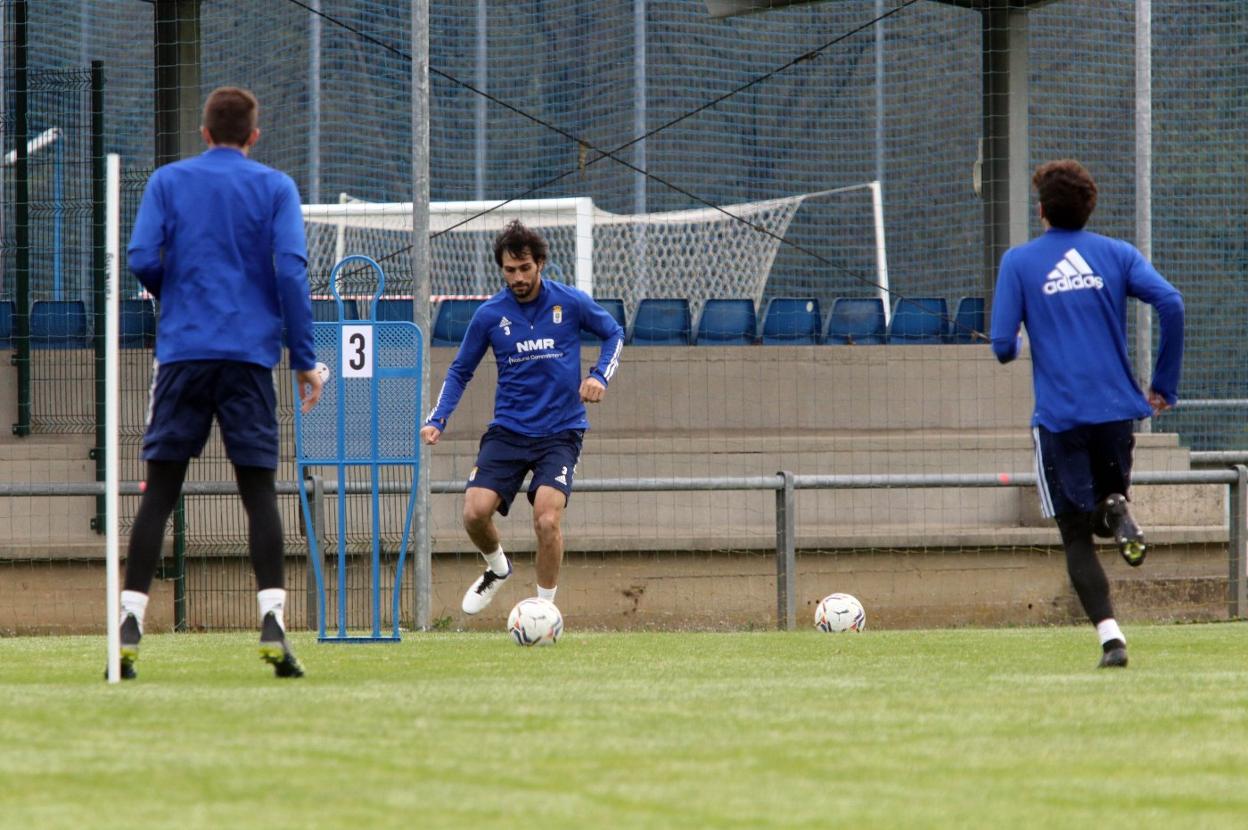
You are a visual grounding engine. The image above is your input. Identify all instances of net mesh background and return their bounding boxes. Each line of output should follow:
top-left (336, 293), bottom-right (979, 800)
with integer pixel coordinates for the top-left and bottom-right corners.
top-left (1, 0), bottom-right (1244, 632)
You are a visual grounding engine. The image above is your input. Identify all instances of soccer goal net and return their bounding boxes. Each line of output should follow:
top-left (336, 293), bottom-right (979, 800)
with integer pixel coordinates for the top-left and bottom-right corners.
top-left (301, 184), bottom-right (887, 315)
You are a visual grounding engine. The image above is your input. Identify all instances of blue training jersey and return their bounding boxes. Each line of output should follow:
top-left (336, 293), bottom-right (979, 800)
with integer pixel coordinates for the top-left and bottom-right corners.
top-left (127, 147), bottom-right (316, 371)
top-left (990, 227), bottom-right (1184, 432)
top-left (425, 280), bottom-right (624, 437)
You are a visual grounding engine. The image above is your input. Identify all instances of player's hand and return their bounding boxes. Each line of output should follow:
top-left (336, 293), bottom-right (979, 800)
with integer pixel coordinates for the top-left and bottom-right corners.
top-left (580, 376), bottom-right (606, 403)
top-left (295, 368), bottom-right (323, 414)
top-left (1147, 388), bottom-right (1171, 416)
top-left (421, 424), bottom-right (442, 445)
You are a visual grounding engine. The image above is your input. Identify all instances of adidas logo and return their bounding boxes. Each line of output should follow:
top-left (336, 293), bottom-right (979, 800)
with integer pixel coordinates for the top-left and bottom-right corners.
top-left (1044, 248), bottom-right (1104, 295)
top-left (554, 474), bottom-right (567, 485)
top-left (499, 316), bottom-right (511, 335)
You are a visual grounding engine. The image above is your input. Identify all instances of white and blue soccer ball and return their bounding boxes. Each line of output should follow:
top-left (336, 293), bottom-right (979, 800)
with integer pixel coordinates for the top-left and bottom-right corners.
top-left (507, 597), bottom-right (563, 646)
top-left (814, 593), bottom-right (866, 633)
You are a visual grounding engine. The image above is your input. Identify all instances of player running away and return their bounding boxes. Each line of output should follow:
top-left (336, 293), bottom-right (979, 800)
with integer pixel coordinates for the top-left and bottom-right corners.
top-left (421, 220), bottom-right (624, 618)
top-left (991, 159), bottom-right (1184, 669)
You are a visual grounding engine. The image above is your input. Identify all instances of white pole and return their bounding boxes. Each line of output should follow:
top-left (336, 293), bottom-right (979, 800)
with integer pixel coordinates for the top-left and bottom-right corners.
top-left (869, 180), bottom-right (890, 324)
top-left (1134, 0), bottom-right (1153, 432)
top-left (575, 197), bottom-right (594, 296)
top-left (104, 153), bottom-right (121, 684)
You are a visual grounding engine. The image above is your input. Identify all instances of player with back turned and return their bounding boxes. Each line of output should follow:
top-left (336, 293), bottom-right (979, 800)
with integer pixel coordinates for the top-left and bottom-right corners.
top-left (991, 159), bottom-right (1184, 669)
top-left (421, 220), bottom-right (624, 619)
top-left (120, 86), bottom-right (322, 679)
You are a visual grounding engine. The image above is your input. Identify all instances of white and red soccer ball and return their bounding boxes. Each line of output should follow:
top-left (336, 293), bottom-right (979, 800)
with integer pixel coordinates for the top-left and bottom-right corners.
top-left (507, 597), bottom-right (563, 646)
top-left (814, 593), bottom-right (866, 633)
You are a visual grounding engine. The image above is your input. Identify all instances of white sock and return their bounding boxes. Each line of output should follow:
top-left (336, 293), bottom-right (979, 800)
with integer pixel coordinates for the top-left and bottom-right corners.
top-left (258, 588), bottom-right (286, 629)
top-left (1096, 618), bottom-right (1125, 647)
top-left (537, 585), bottom-right (557, 603)
top-left (483, 547), bottom-right (509, 576)
top-left (120, 590), bottom-right (149, 631)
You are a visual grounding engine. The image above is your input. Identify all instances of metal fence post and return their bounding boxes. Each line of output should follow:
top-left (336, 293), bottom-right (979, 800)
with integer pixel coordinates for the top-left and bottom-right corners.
top-left (306, 473), bottom-right (326, 632)
top-left (1229, 465), bottom-right (1247, 619)
top-left (172, 495), bottom-right (187, 631)
top-left (775, 471), bottom-right (795, 630)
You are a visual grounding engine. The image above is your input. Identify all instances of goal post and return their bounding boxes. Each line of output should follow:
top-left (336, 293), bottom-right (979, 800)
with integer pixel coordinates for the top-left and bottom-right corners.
top-left (301, 184), bottom-right (888, 317)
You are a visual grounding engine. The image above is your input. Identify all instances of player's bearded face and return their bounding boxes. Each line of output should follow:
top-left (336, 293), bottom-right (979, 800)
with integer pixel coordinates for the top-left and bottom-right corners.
top-left (501, 251), bottom-right (542, 301)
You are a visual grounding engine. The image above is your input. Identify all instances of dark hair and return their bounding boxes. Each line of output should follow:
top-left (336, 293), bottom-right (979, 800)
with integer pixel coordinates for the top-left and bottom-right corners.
top-left (1033, 159), bottom-right (1097, 230)
top-left (202, 87), bottom-right (258, 147)
top-left (493, 220), bottom-right (548, 267)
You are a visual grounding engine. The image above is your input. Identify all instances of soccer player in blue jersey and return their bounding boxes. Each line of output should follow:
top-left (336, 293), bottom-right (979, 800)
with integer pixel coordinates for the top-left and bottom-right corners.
top-left (120, 87), bottom-right (323, 679)
top-left (991, 159), bottom-right (1184, 668)
top-left (421, 220), bottom-right (624, 616)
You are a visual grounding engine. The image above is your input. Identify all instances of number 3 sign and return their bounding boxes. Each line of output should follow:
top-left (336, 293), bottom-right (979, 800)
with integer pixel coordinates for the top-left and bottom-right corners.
top-left (341, 325), bottom-right (373, 378)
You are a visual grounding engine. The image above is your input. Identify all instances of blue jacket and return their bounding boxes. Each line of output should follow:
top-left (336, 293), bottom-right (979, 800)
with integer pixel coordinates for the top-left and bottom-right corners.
top-left (127, 147), bottom-right (316, 371)
top-left (426, 280), bottom-right (624, 436)
top-left (990, 227), bottom-right (1184, 431)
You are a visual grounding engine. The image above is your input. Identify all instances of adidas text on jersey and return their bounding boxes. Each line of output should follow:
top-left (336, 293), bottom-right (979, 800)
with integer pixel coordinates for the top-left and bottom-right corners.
top-left (1044, 248), bottom-right (1104, 295)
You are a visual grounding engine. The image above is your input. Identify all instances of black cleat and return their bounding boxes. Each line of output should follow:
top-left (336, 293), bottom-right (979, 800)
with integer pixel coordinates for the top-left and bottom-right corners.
top-left (1098, 641), bottom-right (1129, 669)
top-left (104, 613), bottom-right (141, 681)
top-left (1098, 494), bottom-right (1146, 567)
top-left (259, 612), bottom-right (304, 678)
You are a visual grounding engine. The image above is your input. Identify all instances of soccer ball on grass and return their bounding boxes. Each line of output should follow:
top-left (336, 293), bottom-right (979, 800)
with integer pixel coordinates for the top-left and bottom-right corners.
top-left (507, 597), bottom-right (563, 646)
top-left (814, 593), bottom-right (866, 633)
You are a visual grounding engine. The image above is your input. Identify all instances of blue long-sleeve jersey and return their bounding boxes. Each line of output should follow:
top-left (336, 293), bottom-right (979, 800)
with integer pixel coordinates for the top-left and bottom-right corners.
top-left (425, 280), bottom-right (624, 437)
top-left (127, 147), bottom-right (316, 371)
top-left (990, 227), bottom-right (1184, 432)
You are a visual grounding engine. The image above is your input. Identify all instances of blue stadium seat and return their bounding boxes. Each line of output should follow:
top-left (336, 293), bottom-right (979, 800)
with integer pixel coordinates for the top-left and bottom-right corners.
top-left (119, 298), bottom-right (157, 348)
top-left (695, 298), bottom-right (756, 345)
top-left (431, 298), bottom-right (485, 346)
top-left (0, 300), bottom-right (13, 349)
top-left (373, 297), bottom-right (415, 323)
top-left (629, 298), bottom-right (691, 345)
top-left (581, 297), bottom-right (627, 343)
top-left (312, 298), bottom-right (359, 322)
top-left (824, 297), bottom-right (886, 345)
top-left (950, 296), bottom-right (985, 344)
top-left (31, 299), bottom-right (89, 348)
top-left (888, 297), bottom-right (948, 344)
top-left (760, 297), bottom-right (821, 345)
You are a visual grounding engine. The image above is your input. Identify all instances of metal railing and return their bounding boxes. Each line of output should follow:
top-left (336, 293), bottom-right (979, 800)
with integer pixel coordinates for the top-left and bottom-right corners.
top-left (3, 465), bottom-right (1246, 629)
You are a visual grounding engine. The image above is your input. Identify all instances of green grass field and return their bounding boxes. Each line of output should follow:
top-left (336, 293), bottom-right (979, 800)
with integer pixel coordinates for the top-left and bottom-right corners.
top-left (2, 624), bottom-right (1247, 829)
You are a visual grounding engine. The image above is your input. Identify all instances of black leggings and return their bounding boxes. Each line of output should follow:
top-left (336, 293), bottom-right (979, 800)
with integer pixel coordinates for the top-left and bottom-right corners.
top-left (1055, 512), bottom-right (1114, 624)
top-left (124, 460), bottom-right (285, 593)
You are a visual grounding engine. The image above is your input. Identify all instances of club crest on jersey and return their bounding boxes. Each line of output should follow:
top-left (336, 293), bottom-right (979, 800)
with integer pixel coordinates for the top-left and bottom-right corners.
top-left (499, 317), bottom-right (512, 336)
top-left (553, 305), bottom-right (563, 324)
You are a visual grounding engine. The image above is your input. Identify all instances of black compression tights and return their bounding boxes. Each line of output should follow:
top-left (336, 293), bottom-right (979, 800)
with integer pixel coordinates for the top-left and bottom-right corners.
top-left (1054, 512), bottom-right (1114, 624)
top-left (124, 461), bottom-right (285, 593)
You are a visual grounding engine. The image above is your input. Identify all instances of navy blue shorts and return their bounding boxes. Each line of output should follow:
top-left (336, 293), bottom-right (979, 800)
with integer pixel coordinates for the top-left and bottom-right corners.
top-left (1033, 420), bottom-right (1135, 518)
top-left (468, 425), bottom-right (584, 516)
top-left (142, 360), bottom-right (279, 469)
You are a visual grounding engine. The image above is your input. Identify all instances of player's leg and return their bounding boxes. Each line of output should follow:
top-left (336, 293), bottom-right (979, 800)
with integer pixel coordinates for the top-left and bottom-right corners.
top-left (119, 459), bottom-right (190, 677)
top-left (114, 361), bottom-right (213, 679)
top-left (1035, 425), bottom-right (1128, 667)
top-left (525, 430), bottom-right (582, 603)
top-left (530, 485), bottom-right (567, 601)
top-left (460, 426), bottom-right (528, 614)
top-left (1090, 420), bottom-right (1145, 566)
top-left (217, 362), bottom-right (302, 677)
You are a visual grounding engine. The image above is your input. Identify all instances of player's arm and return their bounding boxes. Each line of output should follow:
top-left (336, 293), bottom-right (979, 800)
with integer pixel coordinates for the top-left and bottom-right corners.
top-left (126, 173), bottom-right (167, 299)
top-left (989, 253), bottom-right (1024, 364)
top-left (579, 294), bottom-right (623, 403)
top-left (1123, 245), bottom-right (1184, 410)
top-left (272, 177), bottom-right (316, 371)
top-left (422, 313), bottom-right (490, 444)
top-left (272, 176), bottom-right (321, 412)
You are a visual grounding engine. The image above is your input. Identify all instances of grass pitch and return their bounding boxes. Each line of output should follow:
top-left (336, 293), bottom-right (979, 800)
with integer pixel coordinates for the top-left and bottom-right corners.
top-left (2, 624), bottom-right (1247, 829)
